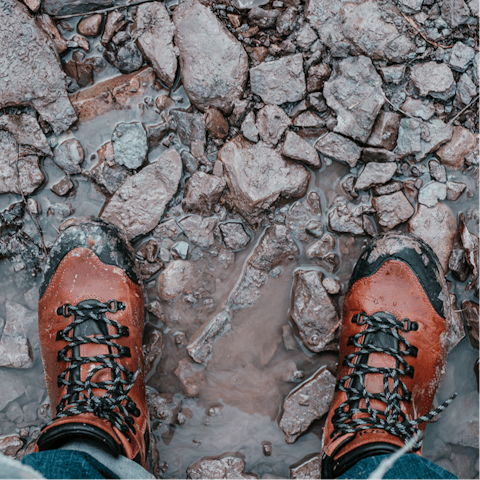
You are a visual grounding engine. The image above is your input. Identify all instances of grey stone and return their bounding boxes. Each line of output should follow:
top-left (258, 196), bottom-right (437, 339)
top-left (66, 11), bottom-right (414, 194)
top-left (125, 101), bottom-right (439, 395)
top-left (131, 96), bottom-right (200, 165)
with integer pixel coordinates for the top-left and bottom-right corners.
top-left (410, 62), bottom-right (456, 101)
top-left (248, 6), bottom-right (280, 29)
top-left (448, 42), bottom-right (475, 72)
top-left (373, 191), bottom-right (414, 231)
top-left (323, 277), bottom-right (341, 295)
top-left (418, 181), bottom-right (447, 207)
top-left (171, 241), bottom-right (189, 260)
top-left (441, 0), bottom-right (470, 28)
top-left (290, 270), bottom-right (340, 353)
top-left (219, 222), bottom-right (251, 251)
top-left (360, 147), bottom-right (397, 163)
top-left (290, 453), bottom-right (322, 479)
top-left (437, 125), bottom-right (476, 169)
top-left (305, 234), bottom-right (335, 259)
top-left (279, 366), bottom-right (336, 443)
top-left (229, 0), bottom-right (269, 9)
top-left (328, 197), bottom-right (374, 235)
top-left (286, 200), bottom-right (323, 242)
top-left (0, 434), bottom-right (24, 457)
top-left (101, 11), bottom-right (125, 46)
top-left (323, 56), bottom-right (385, 143)
top-left (428, 160), bottom-right (447, 183)
top-left (43, 0), bottom-right (113, 16)
top-left (446, 181), bottom-right (466, 201)
top-left (51, 176), bottom-right (74, 197)
top-left (173, 0), bottom-right (248, 113)
top-left (250, 54), bottom-right (306, 105)
top-left (112, 121), bottom-right (148, 169)
top-left (455, 73), bottom-right (477, 106)
top-left (380, 65), bottom-right (406, 84)
top-left (315, 132), bottom-right (362, 167)
top-left (241, 111), bottom-right (259, 142)
top-left (218, 136), bottom-right (310, 224)
top-left (398, 0), bottom-right (423, 13)
top-left (36, 14), bottom-right (68, 55)
top-left (178, 215), bottom-right (217, 248)
top-left (0, 0), bottom-right (77, 133)
top-left (101, 148), bottom-right (182, 240)
top-left (401, 98), bottom-right (435, 121)
top-left (355, 163), bottom-right (397, 191)
top-left (133, 2), bottom-right (177, 88)
top-left (293, 111), bottom-right (325, 128)
top-left (366, 111), bottom-right (401, 151)
top-left (276, 7), bottom-right (298, 36)
top-left (282, 131), bottom-right (321, 169)
top-left (171, 111), bottom-right (205, 147)
top-left (307, 63), bottom-right (331, 93)
top-left (295, 24), bottom-right (318, 51)
top-left (183, 172), bottom-right (226, 216)
top-left (187, 453), bottom-right (257, 479)
top-left (256, 105), bottom-right (291, 146)
top-left (106, 41), bottom-right (144, 75)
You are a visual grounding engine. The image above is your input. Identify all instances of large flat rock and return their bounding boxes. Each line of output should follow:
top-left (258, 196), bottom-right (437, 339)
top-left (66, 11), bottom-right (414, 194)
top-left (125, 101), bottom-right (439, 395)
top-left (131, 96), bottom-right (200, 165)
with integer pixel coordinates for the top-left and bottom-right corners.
top-left (43, 0), bottom-right (113, 16)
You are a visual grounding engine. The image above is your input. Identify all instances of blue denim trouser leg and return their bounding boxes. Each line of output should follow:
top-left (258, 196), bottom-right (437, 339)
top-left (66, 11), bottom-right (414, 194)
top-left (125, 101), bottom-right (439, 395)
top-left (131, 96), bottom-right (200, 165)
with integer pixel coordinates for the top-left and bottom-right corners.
top-left (340, 453), bottom-right (458, 479)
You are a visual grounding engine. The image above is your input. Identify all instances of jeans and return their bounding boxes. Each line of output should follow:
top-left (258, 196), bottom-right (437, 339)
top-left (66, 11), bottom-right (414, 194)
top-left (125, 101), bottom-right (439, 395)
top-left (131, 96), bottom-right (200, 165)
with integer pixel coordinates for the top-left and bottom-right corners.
top-left (16, 450), bottom-right (458, 479)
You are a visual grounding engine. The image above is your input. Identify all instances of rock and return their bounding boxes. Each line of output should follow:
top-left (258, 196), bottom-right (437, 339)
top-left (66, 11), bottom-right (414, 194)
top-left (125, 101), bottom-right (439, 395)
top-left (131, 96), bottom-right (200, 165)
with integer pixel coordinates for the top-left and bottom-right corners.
top-left (146, 387), bottom-right (181, 426)
top-left (178, 215), bottom-right (217, 248)
top-left (323, 56), bottom-right (384, 143)
top-left (315, 132), bottom-right (362, 167)
top-left (373, 191), bottom-right (414, 231)
top-left (53, 139), bottom-right (84, 175)
top-left (105, 41), bottom-right (144, 75)
top-left (133, 2), bottom-right (177, 88)
top-left (248, 6), bottom-right (280, 28)
top-left (230, 0), bottom-right (269, 9)
top-left (77, 14), bottom-right (104, 36)
top-left (43, 0), bottom-right (112, 16)
top-left (437, 126), bottom-right (477, 170)
top-left (101, 148), bottom-right (182, 240)
top-left (137, 241), bottom-right (164, 280)
top-left (294, 111), bottom-right (325, 129)
top-left (219, 222), bottom-right (251, 251)
top-left (282, 131), bottom-right (321, 169)
top-left (446, 181), bottom-right (466, 202)
top-left (36, 14), bottom-right (68, 55)
top-left (51, 176), bottom-right (74, 197)
top-left (307, 63), bottom-right (330, 93)
top-left (276, 7), bottom-right (298, 36)
top-left (290, 453), bottom-right (322, 479)
top-left (155, 95), bottom-right (174, 112)
top-left (0, 131), bottom-right (44, 195)
top-left (449, 243), bottom-right (470, 282)
top-left (291, 270), bottom-right (340, 353)
top-left (0, 369), bottom-right (27, 412)
top-left (187, 453), bottom-right (257, 479)
top-left (401, 98), bottom-right (435, 121)
top-left (455, 72), bottom-right (477, 106)
top-left (322, 277), bottom-right (340, 295)
top-left (174, 357), bottom-right (206, 397)
top-left (360, 148), bottom-right (396, 163)
top-left (279, 366), bottom-right (336, 443)
top-left (204, 108), bottom-right (229, 139)
top-left (0, 0), bottom-right (77, 133)
top-left (256, 105), bottom-right (291, 146)
top-left (407, 202), bottom-right (457, 272)
top-left (173, 0), bottom-right (248, 113)
top-left (428, 160), bottom-right (447, 183)
top-left (64, 56), bottom-right (95, 89)
top-left (379, 65), bottom-right (405, 85)
top-left (0, 434), bottom-right (24, 457)
top-left (157, 260), bottom-right (214, 303)
top-left (101, 11), bottom-right (126, 46)
top-left (143, 329), bottom-right (163, 375)
top-left (70, 67), bottom-right (155, 124)
top-left (172, 110), bottom-right (205, 147)
top-left (111, 121), bottom-right (147, 170)
top-left (355, 163), bottom-right (397, 191)
top-left (441, 0), bottom-right (470, 27)
top-left (295, 24), bottom-right (318, 51)
top-left (418, 181), bottom-right (447, 207)
top-left (241, 111), bottom-right (259, 143)
top-left (286, 201), bottom-right (322, 242)
top-left (183, 172), bottom-right (226, 216)
top-left (218, 136), bottom-right (310, 225)
top-left (250, 54), bottom-right (306, 105)
top-left (395, 118), bottom-right (453, 162)
top-left (328, 198), bottom-right (374, 235)
top-left (366, 111), bottom-right (401, 151)
top-left (458, 212), bottom-right (478, 292)
top-left (306, 234), bottom-right (336, 260)
top-left (374, 181), bottom-right (403, 196)
top-left (410, 62), bottom-right (456, 101)
top-left (448, 42), bottom-right (475, 72)
top-left (23, 0), bottom-right (41, 12)
top-left (462, 301), bottom-right (479, 349)
top-left (154, 219), bottom-right (183, 240)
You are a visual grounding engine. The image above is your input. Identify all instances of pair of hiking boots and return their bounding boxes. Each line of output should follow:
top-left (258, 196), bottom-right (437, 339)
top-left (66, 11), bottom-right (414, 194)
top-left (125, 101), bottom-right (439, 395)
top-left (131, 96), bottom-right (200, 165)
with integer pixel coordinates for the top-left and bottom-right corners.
top-left (35, 220), bottom-right (456, 477)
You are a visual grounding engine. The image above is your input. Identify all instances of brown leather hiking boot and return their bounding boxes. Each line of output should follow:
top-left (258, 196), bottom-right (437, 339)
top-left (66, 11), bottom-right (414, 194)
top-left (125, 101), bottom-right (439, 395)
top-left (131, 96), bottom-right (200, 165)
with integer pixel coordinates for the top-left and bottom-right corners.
top-left (321, 232), bottom-right (458, 478)
top-left (36, 219), bottom-right (150, 469)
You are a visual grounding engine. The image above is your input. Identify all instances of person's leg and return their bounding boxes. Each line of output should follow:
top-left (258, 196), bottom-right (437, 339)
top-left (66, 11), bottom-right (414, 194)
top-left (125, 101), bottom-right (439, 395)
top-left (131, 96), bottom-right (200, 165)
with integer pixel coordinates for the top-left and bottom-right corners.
top-left (32, 220), bottom-right (152, 479)
top-left (320, 232), bottom-right (458, 479)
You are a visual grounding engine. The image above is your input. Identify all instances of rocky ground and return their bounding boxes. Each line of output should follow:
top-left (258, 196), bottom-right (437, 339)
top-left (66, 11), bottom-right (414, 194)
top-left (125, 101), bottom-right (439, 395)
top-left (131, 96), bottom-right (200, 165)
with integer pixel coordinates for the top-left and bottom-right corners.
top-left (0, 0), bottom-right (478, 477)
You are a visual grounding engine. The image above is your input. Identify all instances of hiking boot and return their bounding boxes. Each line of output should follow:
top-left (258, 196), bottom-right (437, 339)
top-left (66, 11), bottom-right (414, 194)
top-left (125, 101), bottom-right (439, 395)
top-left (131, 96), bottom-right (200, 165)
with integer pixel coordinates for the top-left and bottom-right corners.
top-left (36, 219), bottom-right (150, 469)
top-left (321, 232), bottom-right (457, 478)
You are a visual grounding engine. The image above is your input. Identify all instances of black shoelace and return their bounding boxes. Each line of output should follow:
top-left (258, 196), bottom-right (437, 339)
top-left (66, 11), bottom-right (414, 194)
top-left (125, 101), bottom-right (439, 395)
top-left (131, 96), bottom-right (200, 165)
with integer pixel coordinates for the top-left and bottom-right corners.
top-left (46, 300), bottom-right (141, 436)
top-left (331, 311), bottom-right (456, 450)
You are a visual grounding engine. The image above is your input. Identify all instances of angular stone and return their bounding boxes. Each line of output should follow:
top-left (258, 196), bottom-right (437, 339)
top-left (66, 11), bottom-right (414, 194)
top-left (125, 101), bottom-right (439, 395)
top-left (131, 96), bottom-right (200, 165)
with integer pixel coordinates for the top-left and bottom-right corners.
top-left (360, 148), bottom-right (396, 163)
top-left (307, 63), bottom-right (330, 93)
top-left (401, 98), bottom-right (435, 121)
top-left (133, 2), bottom-right (177, 88)
top-left (410, 62), bottom-right (456, 101)
top-left (455, 72), bottom-right (477, 106)
top-left (248, 6), bottom-right (280, 28)
top-left (294, 111), bottom-right (325, 128)
top-left (315, 132), bottom-right (362, 167)
top-left (448, 42), bottom-right (475, 72)
top-left (204, 108), bottom-right (229, 139)
top-left (218, 136), bottom-right (310, 224)
top-left (0, 434), bottom-right (24, 457)
top-left (178, 215), bottom-right (217, 248)
top-left (328, 198), bottom-right (374, 235)
top-left (146, 386), bottom-right (181, 426)
top-left (53, 138), bottom-right (84, 175)
top-left (276, 7), bottom-right (298, 36)
top-left (279, 366), bottom-right (336, 443)
top-left (219, 222), bottom-right (251, 251)
top-left (446, 181), bottom-right (466, 201)
top-left (112, 121), bottom-right (148, 170)
top-left (290, 453), bottom-right (322, 479)
top-left (373, 191), bottom-right (414, 231)
top-left (282, 131), bottom-right (321, 169)
top-left (183, 172), bottom-right (226, 216)
top-left (173, 0), bottom-right (248, 113)
top-left (171, 110), bottom-right (205, 147)
top-left (174, 357), bottom-right (206, 397)
top-left (441, 0), bottom-right (470, 28)
top-left (437, 126), bottom-right (477, 170)
top-left (324, 56), bottom-right (384, 143)
top-left (366, 111), bottom-right (401, 151)
top-left (143, 330), bottom-right (162, 375)
top-left (286, 201), bottom-right (322, 242)
top-left (407, 202), bottom-right (457, 272)
top-left (229, 0), bottom-right (269, 9)
top-left (291, 270), bottom-right (340, 353)
top-left (241, 111), bottom-right (259, 143)
top-left (418, 181), bottom-right (447, 207)
top-left (70, 67), bottom-right (155, 124)
top-left (449, 243), bottom-right (470, 282)
top-left (355, 163), bottom-right (397, 191)
top-left (105, 41), bottom-right (144, 75)
top-left (373, 181), bottom-right (403, 197)
top-left (256, 105), bottom-right (291, 146)
top-left (250, 53), bottom-right (306, 105)
top-left (0, 0), bottom-right (77, 133)
top-left (380, 65), bottom-right (405, 85)
top-left (462, 301), bottom-right (479, 349)
top-left (306, 234), bottom-right (335, 260)
top-left (77, 14), bottom-right (104, 36)
top-left (458, 213), bottom-right (478, 292)
top-left (101, 11), bottom-right (126, 46)
top-left (187, 453), bottom-right (257, 479)
top-left (36, 14), bottom-right (68, 55)
top-left (101, 148), bottom-right (182, 240)
top-left (51, 176), bottom-right (74, 197)
top-left (295, 24), bottom-right (318, 51)
top-left (43, 0), bottom-right (113, 16)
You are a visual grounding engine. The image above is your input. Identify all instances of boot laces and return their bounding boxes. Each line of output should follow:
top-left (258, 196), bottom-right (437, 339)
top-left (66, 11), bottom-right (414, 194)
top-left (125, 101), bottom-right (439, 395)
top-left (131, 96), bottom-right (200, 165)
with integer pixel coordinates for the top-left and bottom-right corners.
top-left (45, 300), bottom-right (141, 436)
top-left (332, 311), bottom-right (456, 450)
